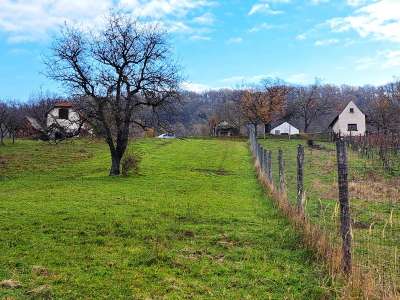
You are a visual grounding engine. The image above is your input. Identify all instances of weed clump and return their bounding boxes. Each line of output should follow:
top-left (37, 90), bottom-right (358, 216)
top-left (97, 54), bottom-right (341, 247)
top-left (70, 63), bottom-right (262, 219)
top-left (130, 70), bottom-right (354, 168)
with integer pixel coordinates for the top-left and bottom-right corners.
top-left (121, 153), bottom-right (141, 176)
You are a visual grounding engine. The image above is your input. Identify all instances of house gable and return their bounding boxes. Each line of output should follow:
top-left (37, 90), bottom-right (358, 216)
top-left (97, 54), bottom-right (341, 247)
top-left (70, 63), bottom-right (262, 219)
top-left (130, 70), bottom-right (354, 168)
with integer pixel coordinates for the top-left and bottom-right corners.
top-left (331, 101), bottom-right (366, 136)
top-left (270, 122), bottom-right (300, 135)
top-left (46, 103), bottom-right (81, 132)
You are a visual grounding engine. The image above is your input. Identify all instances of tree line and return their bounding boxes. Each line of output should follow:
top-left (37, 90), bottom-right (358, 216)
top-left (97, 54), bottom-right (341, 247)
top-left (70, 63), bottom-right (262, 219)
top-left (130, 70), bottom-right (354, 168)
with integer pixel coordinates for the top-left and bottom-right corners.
top-left (1, 12), bottom-right (399, 176)
top-left (177, 80), bottom-right (400, 137)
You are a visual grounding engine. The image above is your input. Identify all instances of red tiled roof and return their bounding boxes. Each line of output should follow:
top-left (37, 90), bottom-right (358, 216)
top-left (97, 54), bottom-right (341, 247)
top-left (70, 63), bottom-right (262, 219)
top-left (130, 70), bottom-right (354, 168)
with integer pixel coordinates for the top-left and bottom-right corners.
top-left (53, 101), bottom-right (73, 108)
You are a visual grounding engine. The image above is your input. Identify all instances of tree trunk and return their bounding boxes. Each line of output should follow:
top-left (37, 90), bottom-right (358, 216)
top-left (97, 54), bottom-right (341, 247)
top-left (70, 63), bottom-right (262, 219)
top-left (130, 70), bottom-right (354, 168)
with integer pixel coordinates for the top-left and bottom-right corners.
top-left (265, 123), bottom-right (271, 138)
top-left (304, 121), bottom-right (309, 133)
top-left (108, 128), bottom-right (129, 176)
top-left (109, 152), bottom-right (122, 176)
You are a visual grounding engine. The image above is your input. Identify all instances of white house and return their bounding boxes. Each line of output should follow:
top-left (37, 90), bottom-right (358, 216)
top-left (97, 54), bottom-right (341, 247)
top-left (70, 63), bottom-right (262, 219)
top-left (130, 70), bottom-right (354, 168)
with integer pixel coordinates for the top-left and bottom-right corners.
top-left (329, 101), bottom-right (366, 136)
top-left (270, 122), bottom-right (300, 136)
top-left (47, 102), bottom-right (81, 133)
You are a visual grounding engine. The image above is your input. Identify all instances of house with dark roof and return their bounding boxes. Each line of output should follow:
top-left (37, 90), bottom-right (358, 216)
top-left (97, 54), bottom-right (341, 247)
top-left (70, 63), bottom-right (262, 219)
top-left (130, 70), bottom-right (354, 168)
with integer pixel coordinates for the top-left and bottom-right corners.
top-left (329, 101), bottom-right (366, 136)
top-left (17, 117), bottom-right (44, 138)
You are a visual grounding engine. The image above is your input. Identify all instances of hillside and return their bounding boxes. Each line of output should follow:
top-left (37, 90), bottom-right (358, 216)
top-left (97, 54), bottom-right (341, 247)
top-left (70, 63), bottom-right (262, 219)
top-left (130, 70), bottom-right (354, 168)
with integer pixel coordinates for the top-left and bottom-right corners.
top-left (0, 139), bottom-right (333, 299)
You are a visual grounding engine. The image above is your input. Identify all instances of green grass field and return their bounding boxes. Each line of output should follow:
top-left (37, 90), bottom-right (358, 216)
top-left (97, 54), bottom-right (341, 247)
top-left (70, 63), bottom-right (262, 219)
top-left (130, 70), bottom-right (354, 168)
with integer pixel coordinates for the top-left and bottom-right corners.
top-left (0, 138), bottom-right (334, 299)
top-left (258, 137), bottom-right (400, 290)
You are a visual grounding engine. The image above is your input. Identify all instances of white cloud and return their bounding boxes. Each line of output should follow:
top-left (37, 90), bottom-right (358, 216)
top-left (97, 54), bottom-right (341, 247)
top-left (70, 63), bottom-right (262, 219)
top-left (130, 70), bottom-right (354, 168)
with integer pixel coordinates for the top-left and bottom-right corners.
top-left (193, 12), bottom-right (215, 25)
top-left (310, 0), bottom-right (330, 4)
top-left (286, 73), bottom-right (313, 84)
top-left (296, 33), bottom-right (307, 40)
top-left (220, 74), bottom-right (276, 86)
top-left (181, 82), bottom-right (210, 92)
top-left (249, 22), bottom-right (275, 33)
top-left (355, 49), bottom-right (400, 70)
top-left (328, 0), bottom-right (400, 43)
top-left (0, 0), bottom-right (213, 42)
top-left (314, 38), bottom-right (340, 46)
top-left (382, 50), bottom-right (400, 68)
top-left (346, 0), bottom-right (370, 7)
top-left (227, 37), bottom-right (243, 44)
top-left (0, 0), bottom-right (112, 42)
top-left (219, 73), bottom-right (313, 86)
top-left (120, 0), bottom-right (213, 19)
top-left (248, 2), bottom-right (283, 16)
top-left (190, 35), bottom-right (211, 41)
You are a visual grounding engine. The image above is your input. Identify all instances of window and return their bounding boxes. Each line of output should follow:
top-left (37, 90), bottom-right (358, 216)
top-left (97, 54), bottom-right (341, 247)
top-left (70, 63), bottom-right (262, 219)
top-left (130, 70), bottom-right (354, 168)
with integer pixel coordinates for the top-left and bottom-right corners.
top-left (275, 130), bottom-right (280, 135)
top-left (348, 124), bottom-right (358, 131)
top-left (58, 108), bottom-right (69, 120)
top-left (349, 108), bottom-right (354, 113)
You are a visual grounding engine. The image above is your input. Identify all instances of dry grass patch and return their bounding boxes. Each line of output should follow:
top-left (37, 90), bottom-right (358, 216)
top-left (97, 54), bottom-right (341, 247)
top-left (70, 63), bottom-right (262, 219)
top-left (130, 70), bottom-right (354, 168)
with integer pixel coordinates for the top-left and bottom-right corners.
top-left (349, 179), bottom-right (400, 203)
top-left (0, 280), bottom-right (21, 289)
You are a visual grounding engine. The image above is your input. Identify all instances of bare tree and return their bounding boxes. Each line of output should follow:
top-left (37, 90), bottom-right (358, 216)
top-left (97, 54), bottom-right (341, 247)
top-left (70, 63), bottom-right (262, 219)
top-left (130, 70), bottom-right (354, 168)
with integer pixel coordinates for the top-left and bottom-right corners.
top-left (291, 82), bottom-right (336, 133)
top-left (241, 79), bottom-right (288, 136)
top-left (5, 102), bottom-right (24, 144)
top-left (46, 13), bottom-right (181, 175)
top-left (0, 102), bottom-right (8, 145)
top-left (25, 91), bottom-right (61, 129)
top-left (372, 82), bottom-right (400, 133)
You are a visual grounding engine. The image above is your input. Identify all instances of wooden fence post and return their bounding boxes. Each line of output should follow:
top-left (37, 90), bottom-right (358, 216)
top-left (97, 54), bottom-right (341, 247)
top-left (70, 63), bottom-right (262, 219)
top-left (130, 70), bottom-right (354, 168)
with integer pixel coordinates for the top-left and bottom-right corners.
top-left (278, 149), bottom-right (286, 198)
top-left (297, 145), bottom-right (305, 213)
top-left (336, 138), bottom-right (352, 275)
top-left (267, 150), bottom-right (273, 184)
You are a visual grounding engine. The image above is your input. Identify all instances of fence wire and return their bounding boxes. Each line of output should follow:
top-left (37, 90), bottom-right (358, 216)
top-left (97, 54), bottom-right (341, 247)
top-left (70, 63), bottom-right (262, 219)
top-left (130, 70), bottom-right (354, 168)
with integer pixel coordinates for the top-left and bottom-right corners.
top-left (249, 127), bottom-right (399, 297)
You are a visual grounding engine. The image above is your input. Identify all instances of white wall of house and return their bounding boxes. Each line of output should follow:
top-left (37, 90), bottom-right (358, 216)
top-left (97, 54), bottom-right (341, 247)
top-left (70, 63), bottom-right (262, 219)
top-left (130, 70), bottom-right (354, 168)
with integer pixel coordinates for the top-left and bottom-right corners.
top-left (47, 107), bottom-right (81, 132)
top-left (270, 122), bottom-right (300, 135)
top-left (332, 101), bottom-right (366, 136)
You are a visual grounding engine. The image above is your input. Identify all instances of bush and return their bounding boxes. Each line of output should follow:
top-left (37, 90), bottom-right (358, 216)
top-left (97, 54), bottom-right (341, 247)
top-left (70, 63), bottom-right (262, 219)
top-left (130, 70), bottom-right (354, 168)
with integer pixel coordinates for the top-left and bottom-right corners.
top-left (121, 153), bottom-right (140, 176)
top-left (307, 139), bottom-right (315, 147)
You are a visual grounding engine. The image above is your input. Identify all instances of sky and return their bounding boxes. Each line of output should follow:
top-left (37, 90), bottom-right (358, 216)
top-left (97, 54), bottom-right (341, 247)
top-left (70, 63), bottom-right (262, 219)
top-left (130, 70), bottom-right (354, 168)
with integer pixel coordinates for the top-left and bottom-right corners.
top-left (0, 0), bottom-right (399, 100)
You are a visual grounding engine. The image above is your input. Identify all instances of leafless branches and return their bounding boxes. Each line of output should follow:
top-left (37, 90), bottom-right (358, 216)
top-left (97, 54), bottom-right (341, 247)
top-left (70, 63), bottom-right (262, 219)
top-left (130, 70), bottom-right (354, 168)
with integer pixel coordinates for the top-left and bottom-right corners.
top-left (45, 13), bottom-right (181, 175)
top-left (240, 79), bottom-right (289, 135)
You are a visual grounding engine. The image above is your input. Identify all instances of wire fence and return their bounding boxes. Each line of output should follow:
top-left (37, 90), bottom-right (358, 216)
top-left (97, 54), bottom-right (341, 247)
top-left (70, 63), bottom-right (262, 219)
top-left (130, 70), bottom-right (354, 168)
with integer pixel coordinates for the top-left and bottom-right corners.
top-left (248, 126), bottom-right (399, 298)
top-left (345, 133), bottom-right (400, 175)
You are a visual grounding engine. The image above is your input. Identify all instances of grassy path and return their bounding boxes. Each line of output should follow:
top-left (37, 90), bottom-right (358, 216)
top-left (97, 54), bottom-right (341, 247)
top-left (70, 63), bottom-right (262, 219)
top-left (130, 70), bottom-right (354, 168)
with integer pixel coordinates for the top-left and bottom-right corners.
top-left (0, 139), bottom-right (332, 299)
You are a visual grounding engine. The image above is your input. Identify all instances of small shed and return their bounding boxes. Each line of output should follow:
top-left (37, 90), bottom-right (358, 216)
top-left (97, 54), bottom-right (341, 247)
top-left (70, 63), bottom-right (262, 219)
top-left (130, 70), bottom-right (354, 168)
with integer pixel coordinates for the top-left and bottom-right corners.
top-left (215, 121), bottom-right (239, 137)
top-left (270, 122), bottom-right (300, 136)
top-left (17, 117), bottom-right (44, 138)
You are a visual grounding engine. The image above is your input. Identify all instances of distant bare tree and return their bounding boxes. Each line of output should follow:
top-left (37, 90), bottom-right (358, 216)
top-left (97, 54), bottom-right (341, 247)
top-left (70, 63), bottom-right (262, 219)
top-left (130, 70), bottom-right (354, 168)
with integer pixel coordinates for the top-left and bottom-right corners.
top-left (366, 83), bottom-right (400, 133)
top-left (46, 13), bottom-right (181, 175)
top-left (0, 102), bottom-right (8, 145)
top-left (291, 82), bottom-right (336, 133)
top-left (241, 79), bottom-right (288, 136)
top-left (25, 91), bottom-right (61, 129)
top-left (5, 102), bottom-right (24, 144)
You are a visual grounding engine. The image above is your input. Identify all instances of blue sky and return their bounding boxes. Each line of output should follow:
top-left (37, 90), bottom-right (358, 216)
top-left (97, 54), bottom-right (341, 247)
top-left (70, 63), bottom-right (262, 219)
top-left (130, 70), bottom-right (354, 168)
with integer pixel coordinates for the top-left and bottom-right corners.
top-left (0, 0), bottom-right (399, 100)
